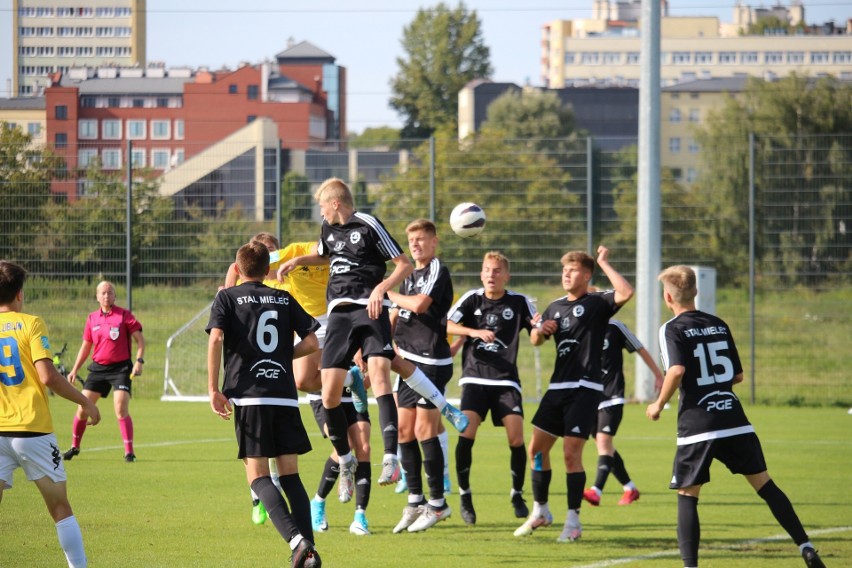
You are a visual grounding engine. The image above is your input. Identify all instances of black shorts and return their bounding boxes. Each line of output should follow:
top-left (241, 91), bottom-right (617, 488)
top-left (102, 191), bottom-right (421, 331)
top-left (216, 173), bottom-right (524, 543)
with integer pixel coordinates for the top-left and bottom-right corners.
top-left (669, 432), bottom-right (768, 489)
top-left (460, 383), bottom-right (523, 427)
top-left (82, 361), bottom-right (133, 397)
top-left (594, 404), bottom-right (624, 437)
top-left (531, 387), bottom-right (601, 439)
top-left (322, 304), bottom-right (395, 369)
top-left (397, 363), bottom-right (453, 410)
top-left (233, 405), bottom-right (311, 460)
top-left (308, 394), bottom-right (369, 438)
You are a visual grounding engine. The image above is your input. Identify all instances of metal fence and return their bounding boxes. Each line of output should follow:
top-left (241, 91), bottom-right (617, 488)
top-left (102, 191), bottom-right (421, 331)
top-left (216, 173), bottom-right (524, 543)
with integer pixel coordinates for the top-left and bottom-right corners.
top-left (2, 131), bottom-right (849, 406)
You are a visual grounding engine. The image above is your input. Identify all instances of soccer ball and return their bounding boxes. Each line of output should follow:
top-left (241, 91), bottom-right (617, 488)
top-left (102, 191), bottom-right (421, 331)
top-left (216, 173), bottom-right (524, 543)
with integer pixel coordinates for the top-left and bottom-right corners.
top-left (449, 202), bottom-right (486, 238)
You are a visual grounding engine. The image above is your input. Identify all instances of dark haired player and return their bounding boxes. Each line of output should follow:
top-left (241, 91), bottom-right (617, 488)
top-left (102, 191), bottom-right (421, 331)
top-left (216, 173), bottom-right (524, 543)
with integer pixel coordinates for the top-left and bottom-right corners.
top-left (647, 265), bottom-right (825, 568)
top-left (208, 241), bottom-right (321, 568)
top-left (447, 251), bottom-right (538, 525)
top-left (514, 246), bottom-right (633, 542)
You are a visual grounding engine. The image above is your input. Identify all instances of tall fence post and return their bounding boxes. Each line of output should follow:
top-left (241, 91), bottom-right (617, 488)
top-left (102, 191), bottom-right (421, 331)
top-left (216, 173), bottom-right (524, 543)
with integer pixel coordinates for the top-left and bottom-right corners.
top-left (126, 139), bottom-right (133, 311)
top-left (276, 141), bottom-right (282, 244)
top-left (586, 136), bottom-right (594, 254)
top-left (429, 136), bottom-right (436, 222)
top-left (749, 132), bottom-right (756, 404)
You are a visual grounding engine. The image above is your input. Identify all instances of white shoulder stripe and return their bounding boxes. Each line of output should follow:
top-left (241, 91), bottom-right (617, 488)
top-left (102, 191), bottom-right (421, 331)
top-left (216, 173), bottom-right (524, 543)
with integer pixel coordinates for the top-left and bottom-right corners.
top-left (611, 319), bottom-right (644, 351)
top-left (658, 317), bottom-right (676, 370)
top-left (354, 212), bottom-right (402, 259)
top-left (448, 288), bottom-right (483, 315)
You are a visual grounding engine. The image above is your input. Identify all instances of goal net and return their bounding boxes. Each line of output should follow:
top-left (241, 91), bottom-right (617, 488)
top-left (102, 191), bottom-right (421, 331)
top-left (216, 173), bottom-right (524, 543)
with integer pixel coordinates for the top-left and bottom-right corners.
top-left (162, 302), bottom-right (213, 402)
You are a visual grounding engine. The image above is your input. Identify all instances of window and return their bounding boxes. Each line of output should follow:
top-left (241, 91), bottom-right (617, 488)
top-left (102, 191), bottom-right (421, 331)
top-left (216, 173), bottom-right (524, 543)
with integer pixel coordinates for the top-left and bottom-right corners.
top-left (79, 119), bottom-right (98, 139)
top-left (688, 109), bottom-right (700, 123)
top-left (156, 97), bottom-right (169, 108)
top-left (626, 52), bottom-right (640, 64)
top-left (102, 149), bottom-right (121, 169)
top-left (765, 51), bottom-right (783, 64)
top-left (580, 52), bottom-right (599, 65)
top-left (55, 105), bottom-right (68, 120)
top-left (247, 85), bottom-right (259, 100)
top-left (27, 123), bottom-right (41, 137)
top-left (151, 120), bottom-right (170, 139)
top-left (247, 115), bottom-right (257, 123)
top-left (602, 52), bottom-right (621, 64)
top-left (810, 52), bottom-right (829, 64)
top-left (76, 46), bottom-right (93, 56)
top-left (740, 52), bottom-right (758, 64)
top-left (669, 137), bottom-right (681, 153)
top-left (787, 51), bottom-right (805, 63)
top-left (132, 98), bottom-right (144, 108)
top-left (834, 51), bottom-right (852, 64)
top-left (672, 52), bottom-right (691, 64)
top-left (719, 51), bottom-right (736, 64)
top-left (81, 96), bottom-right (96, 108)
top-left (688, 139), bottom-right (700, 153)
top-left (151, 149), bottom-right (170, 169)
top-left (174, 149), bottom-right (185, 165)
top-left (669, 108), bottom-right (681, 123)
top-left (102, 119), bottom-right (121, 139)
top-left (127, 120), bottom-right (146, 139)
top-left (108, 97), bottom-right (120, 107)
top-left (55, 133), bottom-right (68, 149)
top-left (564, 52), bottom-right (575, 64)
top-left (695, 52), bottom-right (712, 64)
top-left (130, 149), bottom-right (146, 168)
top-left (229, 84), bottom-right (238, 94)
top-left (174, 120), bottom-right (184, 140)
top-left (686, 168), bottom-right (698, 183)
top-left (78, 148), bottom-right (98, 168)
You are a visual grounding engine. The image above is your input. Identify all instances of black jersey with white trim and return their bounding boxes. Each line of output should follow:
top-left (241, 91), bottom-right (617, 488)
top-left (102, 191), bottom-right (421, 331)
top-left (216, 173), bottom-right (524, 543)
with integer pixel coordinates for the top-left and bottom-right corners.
top-left (542, 290), bottom-right (620, 391)
top-left (393, 257), bottom-right (454, 366)
top-left (659, 310), bottom-right (751, 445)
top-left (206, 281), bottom-right (320, 405)
top-left (316, 212), bottom-right (404, 312)
top-left (599, 320), bottom-right (643, 407)
top-left (448, 289), bottom-right (536, 390)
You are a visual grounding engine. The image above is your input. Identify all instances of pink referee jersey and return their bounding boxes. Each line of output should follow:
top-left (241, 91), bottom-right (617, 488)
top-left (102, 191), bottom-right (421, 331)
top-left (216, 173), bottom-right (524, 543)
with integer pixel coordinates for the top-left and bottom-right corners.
top-left (82, 306), bottom-right (142, 365)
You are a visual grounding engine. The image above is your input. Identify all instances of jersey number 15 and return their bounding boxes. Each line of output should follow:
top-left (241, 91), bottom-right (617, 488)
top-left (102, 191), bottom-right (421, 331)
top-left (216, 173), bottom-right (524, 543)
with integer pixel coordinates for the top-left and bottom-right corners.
top-left (693, 341), bottom-right (734, 386)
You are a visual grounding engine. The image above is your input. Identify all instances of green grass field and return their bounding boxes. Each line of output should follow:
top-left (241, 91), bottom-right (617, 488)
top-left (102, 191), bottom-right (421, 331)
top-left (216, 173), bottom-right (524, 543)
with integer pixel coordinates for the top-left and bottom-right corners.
top-left (2, 399), bottom-right (850, 567)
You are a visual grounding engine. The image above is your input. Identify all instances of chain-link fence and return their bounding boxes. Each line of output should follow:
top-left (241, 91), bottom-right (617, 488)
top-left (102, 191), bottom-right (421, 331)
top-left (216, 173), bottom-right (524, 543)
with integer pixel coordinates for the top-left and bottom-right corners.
top-left (2, 129), bottom-right (849, 406)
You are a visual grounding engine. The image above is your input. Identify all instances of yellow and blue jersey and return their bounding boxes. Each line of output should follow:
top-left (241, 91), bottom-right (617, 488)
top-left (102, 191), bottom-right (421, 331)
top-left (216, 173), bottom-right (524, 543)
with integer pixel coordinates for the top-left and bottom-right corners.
top-left (0, 312), bottom-right (54, 434)
top-left (275, 242), bottom-right (329, 317)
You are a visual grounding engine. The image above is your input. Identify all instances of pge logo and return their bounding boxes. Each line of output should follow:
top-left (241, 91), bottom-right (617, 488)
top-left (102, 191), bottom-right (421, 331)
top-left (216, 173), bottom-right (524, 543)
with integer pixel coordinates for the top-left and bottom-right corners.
top-left (557, 339), bottom-right (580, 357)
top-left (250, 359), bottom-right (287, 380)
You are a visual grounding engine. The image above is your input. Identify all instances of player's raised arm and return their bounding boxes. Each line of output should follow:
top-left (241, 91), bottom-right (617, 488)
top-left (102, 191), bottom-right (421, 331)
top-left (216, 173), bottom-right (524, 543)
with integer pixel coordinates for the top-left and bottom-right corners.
top-left (276, 253), bottom-right (327, 280)
top-left (596, 246), bottom-right (633, 306)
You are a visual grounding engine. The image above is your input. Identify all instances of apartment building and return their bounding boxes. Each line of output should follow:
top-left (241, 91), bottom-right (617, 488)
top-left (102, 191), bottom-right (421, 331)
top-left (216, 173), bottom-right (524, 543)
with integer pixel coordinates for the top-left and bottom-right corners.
top-left (0, 96), bottom-right (47, 144)
top-left (541, 0), bottom-right (852, 88)
top-left (12, 0), bottom-right (146, 96)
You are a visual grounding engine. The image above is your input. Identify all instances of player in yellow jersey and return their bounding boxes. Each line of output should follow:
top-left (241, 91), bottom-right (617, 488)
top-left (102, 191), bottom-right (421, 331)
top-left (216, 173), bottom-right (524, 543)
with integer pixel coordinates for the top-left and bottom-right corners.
top-left (0, 261), bottom-right (101, 568)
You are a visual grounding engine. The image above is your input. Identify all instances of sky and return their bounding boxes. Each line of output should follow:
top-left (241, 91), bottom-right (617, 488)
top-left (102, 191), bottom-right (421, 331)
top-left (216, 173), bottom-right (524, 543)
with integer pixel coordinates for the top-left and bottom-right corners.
top-left (1, 0), bottom-right (848, 133)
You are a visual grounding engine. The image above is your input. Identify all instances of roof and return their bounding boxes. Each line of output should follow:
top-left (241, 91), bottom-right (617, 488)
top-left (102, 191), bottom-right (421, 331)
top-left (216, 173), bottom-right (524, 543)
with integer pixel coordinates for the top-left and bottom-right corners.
top-left (267, 74), bottom-right (313, 94)
top-left (662, 76), bottom-right (750, 93)
top-left (59, 75), bottom-right (193, 95)
top-left (0, 96), bottom-right (46, 110)
top-left (275, 40), bottom-right (336, 63)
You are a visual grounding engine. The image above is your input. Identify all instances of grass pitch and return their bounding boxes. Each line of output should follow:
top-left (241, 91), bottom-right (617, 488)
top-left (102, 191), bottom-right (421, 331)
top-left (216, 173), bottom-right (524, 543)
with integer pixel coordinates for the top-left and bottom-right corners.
top-left (1, 400), bottom-right (850, 567)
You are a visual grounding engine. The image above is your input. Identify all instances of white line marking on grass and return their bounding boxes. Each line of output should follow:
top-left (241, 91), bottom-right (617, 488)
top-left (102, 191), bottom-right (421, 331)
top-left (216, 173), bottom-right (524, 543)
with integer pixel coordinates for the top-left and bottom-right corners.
top-left (78, 438), bottom-right (232, 453)
top-left (572, 526), bottom-right (852, 568)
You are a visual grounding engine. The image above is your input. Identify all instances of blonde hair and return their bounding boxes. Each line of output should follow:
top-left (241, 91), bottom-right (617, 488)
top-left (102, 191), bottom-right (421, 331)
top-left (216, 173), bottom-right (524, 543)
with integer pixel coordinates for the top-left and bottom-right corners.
top-left (314, 177), bottom-right (353, 207)
top-left (405, 218), bottom-right (437, 236)
top-left (658, 265), bottom-right (697, 304)
top-left (560, 251), bottom-right (594, 274)
top-left (483, 251), bottom-right (509, 271)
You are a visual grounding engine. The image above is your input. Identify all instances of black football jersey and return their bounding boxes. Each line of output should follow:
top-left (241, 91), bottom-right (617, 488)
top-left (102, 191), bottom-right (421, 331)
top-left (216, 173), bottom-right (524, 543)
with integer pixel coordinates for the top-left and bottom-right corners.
top-left (448, 289), bottom-right (536, 389)
top-left (659, 310), bottom-right (752, 444)
top-left (393, 257), bottom-right (454, 366)
top-left (316, 211), bottom-right (404, 312)
top-left (541, 291), bottom-right (620, 391)
top-left (599, 319), bottom-right (643, 407)
top-left (206, 281), bottom-right (319, 404)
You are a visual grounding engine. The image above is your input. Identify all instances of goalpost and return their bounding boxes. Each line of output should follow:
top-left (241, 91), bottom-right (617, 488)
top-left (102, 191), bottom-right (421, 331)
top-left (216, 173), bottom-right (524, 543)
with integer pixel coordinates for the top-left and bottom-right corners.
top-left (162, 302), bottom-right (213, 402)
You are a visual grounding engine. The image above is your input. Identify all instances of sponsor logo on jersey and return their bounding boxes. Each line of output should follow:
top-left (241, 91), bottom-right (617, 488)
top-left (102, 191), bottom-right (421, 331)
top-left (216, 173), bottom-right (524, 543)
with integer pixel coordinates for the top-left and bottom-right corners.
top-left (502, 308), bottom-right (514, 320)
top-left (560, 317), bottom-right (571, 330)
top-left (475, 337), bottom-right (508, 352)
top-left (349, 231), bottom-right (361, 245)
top-left (573, 305), bottom-right (585, 318)
top-left (557, 338), bottom-right (580, 357)
top-left (485, 313), bottom-right (499, 327)
top-left (698, 390), bottom-right (739, 412)
top-left (109, 326), bottom-right (120, 340)
top-left (250, 359), bottom-right (287, 380)
top-left (334, 240), bottom-right (346, 252)
top-left (327, 234), bottom-right (335, 241)
top-left (415, 276), bottom-right (426, 289)
top-left (41, 335), bottom-right (50, 350)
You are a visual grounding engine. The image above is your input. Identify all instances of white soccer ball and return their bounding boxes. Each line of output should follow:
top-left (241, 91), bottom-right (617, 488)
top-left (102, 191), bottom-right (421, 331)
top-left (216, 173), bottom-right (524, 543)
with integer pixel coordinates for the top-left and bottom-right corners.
top-left (449, 202), bottom-right (486, 238)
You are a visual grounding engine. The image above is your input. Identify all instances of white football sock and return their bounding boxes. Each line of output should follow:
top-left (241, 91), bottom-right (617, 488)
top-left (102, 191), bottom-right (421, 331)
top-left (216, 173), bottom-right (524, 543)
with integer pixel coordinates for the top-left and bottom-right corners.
top-left (403, 366), bottom-right (447, 409)
top-left (55, 515), bottom-right (87, 568)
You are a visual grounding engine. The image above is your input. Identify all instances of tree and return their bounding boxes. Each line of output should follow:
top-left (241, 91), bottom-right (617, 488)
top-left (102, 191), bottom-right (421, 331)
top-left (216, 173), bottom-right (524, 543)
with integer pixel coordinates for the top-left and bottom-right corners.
top-left (0, 123), bottom-right (65, 263)
top-left (390, 2), bottom-right (492, 139)
top-left (693, 74), bottom-right (852, 285)
top-left (743, 15), bottom-right (805, 36)
top-left (348, 126), bottom-right (402, 150)
top-left (483, 89), bottom-right (578, 143)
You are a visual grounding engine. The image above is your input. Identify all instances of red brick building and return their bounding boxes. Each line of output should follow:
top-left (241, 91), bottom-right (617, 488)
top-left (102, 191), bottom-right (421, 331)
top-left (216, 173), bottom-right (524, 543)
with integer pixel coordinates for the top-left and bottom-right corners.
top-left (45, 40), bottom-right (345, 201)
